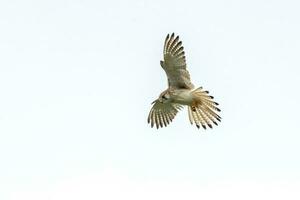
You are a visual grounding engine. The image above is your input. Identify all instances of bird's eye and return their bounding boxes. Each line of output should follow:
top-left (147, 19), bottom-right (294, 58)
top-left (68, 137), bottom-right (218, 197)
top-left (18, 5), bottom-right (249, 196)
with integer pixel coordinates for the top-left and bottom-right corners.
top-left (162, 95), bottom-right (168, 100)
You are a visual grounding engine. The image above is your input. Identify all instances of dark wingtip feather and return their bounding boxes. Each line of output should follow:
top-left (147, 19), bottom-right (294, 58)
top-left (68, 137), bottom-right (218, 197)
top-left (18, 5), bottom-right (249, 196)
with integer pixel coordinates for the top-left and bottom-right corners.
top-left (208, 124), bottom-right (213, 129)
top-left (202, 125), bottom-right (207, 129)
top-left (216, 108), bottom-right (221, 112)
top-left (209, 96), bottom-right (214, 99)
top-left (213, 121), bottom-right (218, 126)
top-left (196, 124), bottom-right (200, 129)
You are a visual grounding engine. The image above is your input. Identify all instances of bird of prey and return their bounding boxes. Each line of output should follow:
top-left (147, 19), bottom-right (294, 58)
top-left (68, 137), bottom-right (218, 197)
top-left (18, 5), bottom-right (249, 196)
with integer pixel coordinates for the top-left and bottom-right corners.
top-left (148, 33), bottom-right (221, 129)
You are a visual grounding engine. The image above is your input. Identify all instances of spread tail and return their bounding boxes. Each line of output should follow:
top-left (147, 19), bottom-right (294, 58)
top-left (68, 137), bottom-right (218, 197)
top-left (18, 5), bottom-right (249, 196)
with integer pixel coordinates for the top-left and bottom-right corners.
top-left (188, 87), bottom-right (221, 129)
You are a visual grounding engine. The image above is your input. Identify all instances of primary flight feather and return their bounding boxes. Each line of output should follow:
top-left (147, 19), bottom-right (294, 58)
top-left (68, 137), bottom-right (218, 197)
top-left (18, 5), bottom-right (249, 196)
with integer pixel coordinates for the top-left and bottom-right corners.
top-left (148, 33), bottom-right (221, 129)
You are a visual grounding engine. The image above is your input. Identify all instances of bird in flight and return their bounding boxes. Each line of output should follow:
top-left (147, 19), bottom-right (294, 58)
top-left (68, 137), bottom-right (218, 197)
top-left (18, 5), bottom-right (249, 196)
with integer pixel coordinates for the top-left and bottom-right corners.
top-left (148, 33), bottom-right (221, 129)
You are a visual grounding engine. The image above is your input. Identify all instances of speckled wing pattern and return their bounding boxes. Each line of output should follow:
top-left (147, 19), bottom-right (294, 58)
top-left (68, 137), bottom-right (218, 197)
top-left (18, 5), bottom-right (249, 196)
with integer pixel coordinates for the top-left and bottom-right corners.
top-left (160, 33), bottom-right (194, 89)
top-left (148, 101), bottom-right (183, 129)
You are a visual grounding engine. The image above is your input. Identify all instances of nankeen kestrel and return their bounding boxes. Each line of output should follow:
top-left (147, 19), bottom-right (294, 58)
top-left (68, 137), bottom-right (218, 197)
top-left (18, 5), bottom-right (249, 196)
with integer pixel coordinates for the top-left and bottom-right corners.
top-left (148, 33), bottom-right (221, 129)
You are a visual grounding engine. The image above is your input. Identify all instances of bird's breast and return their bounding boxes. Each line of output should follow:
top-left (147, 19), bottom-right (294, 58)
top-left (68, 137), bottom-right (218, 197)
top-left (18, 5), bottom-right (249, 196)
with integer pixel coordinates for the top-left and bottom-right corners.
top-left (171, 89), bottom-right (193, 105)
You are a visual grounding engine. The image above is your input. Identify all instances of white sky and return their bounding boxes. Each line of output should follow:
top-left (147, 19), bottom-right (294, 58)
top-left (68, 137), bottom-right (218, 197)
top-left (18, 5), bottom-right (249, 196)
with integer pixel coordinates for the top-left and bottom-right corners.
top-left (1, 0), bottom-right (300, 199)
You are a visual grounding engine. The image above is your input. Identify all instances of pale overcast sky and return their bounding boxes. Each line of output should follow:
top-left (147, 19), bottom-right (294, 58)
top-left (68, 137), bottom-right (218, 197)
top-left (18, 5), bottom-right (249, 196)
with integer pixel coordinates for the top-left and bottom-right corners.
top-left (1, 0), bottom-right (300, 199)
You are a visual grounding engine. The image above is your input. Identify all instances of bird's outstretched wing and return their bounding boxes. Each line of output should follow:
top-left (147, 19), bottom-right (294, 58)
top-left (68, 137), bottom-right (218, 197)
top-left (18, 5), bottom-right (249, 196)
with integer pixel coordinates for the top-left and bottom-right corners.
top-left (148, 101), bottom-right (183, 129)
top-left (160, 33), bottom-right (194, 90)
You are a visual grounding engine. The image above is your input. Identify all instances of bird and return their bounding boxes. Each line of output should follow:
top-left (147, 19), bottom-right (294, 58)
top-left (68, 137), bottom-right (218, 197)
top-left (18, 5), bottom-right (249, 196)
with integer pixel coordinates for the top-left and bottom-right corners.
top-left (148, 33), bottom-right (221, 129)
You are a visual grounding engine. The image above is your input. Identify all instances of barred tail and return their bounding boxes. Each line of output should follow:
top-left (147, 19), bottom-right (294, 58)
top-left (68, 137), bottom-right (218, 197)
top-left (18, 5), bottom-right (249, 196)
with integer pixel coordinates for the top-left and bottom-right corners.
top-left (188, 87), bottom-right (221, 129)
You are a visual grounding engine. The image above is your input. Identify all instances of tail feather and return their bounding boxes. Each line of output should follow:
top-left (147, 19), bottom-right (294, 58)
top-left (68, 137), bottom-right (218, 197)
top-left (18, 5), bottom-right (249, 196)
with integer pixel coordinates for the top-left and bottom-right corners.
top-left (189, 106), bottom-right (206, 129)
top-left (196, 108), bottom-right (209, 129)
top-left (188, 87), bottom-right (221, 129)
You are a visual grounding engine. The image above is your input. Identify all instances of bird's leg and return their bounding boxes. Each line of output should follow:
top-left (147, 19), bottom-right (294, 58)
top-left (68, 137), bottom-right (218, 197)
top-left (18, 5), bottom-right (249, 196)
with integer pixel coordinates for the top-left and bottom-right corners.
top-left (191, 100), bottom-right (202, 112)
top-left (191, 101), bottom-right (197, 112)
top-left (191, 106), bottom-right (196, 112)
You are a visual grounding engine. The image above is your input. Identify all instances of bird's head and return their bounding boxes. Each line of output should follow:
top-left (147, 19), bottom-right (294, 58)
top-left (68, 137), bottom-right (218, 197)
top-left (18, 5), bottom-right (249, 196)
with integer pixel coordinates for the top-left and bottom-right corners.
top-left (152, 90), bottom-right (171, 104)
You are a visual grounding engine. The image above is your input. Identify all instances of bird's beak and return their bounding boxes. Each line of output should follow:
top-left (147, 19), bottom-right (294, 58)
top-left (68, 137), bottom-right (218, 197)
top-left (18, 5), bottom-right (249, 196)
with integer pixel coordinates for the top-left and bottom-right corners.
top-left (151, 100), bottom-right (157, 104)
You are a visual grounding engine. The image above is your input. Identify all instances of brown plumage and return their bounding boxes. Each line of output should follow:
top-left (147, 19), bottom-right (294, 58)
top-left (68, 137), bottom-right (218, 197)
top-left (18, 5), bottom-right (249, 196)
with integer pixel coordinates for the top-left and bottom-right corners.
top-left (148, 33), bottom-right (221, 129)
